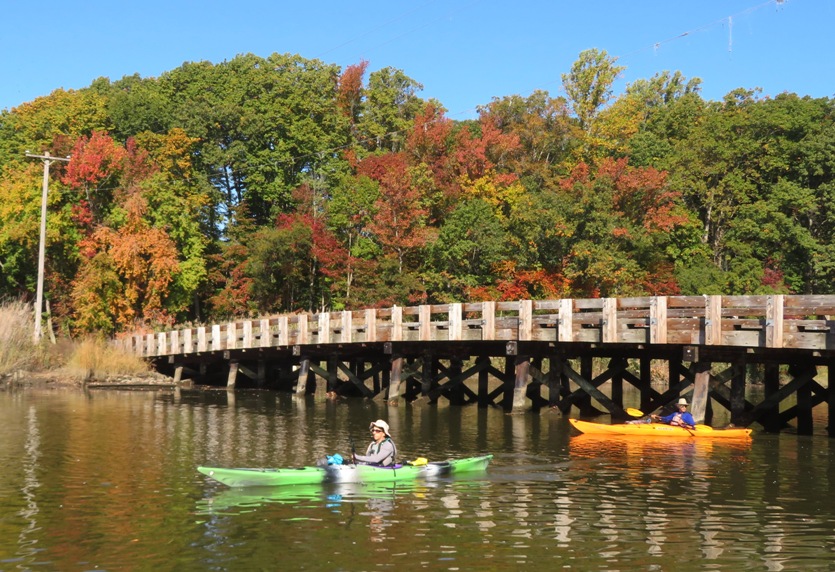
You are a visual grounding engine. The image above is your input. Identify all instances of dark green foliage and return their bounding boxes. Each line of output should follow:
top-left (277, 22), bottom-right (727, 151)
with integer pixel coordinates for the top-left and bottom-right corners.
top-left (1, 50), bottom-right (835, 334)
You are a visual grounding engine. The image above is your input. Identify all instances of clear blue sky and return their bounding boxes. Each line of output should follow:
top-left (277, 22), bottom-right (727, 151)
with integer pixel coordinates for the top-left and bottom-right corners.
top-left (2, 0), bottom-right (831, 119)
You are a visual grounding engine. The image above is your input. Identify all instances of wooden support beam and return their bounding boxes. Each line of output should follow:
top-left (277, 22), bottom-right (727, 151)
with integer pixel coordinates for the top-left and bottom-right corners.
top-left (388, 357), bottom-right (404, 403)
top-left (477, 356), bottom-right (491, 407)
top-left (559, 360), bottom-right (618, 416)
top-left (829, 363), bottom-right (835, 438)
top-left (295, 358), bottom-right (310, 395)
top-left (511, 356), bottom-right (531, 413)
top-left (791, 363), bottom-right (816, 434)
top-left (730, 361), bottom-right (746, 426)
top-left (227, 361), bottom-right (238, 389)
top-left (336, 360), bottom-right (374, 398)
top-left (690, 362), bottom-right (711, 424)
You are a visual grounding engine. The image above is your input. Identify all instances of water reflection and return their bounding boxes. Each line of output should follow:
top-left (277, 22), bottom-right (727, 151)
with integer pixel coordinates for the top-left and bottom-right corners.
top-left (2, 389), bottom-right (835, 570)
top-left (17, 406), bottom-right (41, 562)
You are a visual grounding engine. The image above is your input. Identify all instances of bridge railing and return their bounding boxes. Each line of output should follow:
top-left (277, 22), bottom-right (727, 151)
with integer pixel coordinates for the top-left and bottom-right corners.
top-left (116, 294), bottom-right (835, 358)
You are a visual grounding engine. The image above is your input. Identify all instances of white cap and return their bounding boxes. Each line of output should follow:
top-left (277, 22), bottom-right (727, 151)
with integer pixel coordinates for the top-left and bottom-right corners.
top-left (677, 398), bottom-right (688, 406)
top-left (369, 419), bottom-right (390, 437)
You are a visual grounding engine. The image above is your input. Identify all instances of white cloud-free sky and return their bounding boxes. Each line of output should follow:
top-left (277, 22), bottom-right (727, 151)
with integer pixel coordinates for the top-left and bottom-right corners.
top-left (2, 0), bottom-right (830, 119)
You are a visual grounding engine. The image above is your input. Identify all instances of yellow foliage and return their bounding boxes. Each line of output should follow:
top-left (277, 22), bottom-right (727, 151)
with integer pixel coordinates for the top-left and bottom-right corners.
top-left (459, 170), bottom-right (525, 220)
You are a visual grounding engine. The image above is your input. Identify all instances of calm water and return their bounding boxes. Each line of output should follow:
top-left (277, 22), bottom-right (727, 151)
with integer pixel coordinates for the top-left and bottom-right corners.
top-left (1, 386), bottom-right (834, 571)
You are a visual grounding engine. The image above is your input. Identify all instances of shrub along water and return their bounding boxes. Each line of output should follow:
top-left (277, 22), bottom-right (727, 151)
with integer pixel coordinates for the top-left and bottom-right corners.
top-left (0, 300), bottom-right (149, 382)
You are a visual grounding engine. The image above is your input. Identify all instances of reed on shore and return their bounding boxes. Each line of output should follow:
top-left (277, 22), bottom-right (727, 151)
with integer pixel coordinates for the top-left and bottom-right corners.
top-left (0, 300), bottom-right (150, 382)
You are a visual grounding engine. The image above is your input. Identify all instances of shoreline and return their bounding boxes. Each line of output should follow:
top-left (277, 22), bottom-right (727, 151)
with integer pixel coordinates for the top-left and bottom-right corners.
top-left (1, 369), bottom-right (176, 389)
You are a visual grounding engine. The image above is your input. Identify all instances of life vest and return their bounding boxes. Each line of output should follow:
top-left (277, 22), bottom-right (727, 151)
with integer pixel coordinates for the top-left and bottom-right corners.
top-left (367, 437), bottom-right (397, 466)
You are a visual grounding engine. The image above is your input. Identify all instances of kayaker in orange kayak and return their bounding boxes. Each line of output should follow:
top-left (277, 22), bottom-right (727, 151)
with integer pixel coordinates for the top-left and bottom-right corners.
top-left (651, 398), bottom-right (696, 430)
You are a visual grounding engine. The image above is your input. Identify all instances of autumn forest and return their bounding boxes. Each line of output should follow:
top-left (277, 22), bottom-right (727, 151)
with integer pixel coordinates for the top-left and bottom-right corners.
top-left (1, 49), bottom-right (833, 336)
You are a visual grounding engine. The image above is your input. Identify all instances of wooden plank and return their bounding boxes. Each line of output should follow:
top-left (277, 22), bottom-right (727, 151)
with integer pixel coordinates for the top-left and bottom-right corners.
top-left (705, 295), bottom-right (722, 345)
top-left (602, 298), bottom-right (617, 343)
top-left (419, 305), bottom-right (431, 341)
top-left (260, 319), bottom-right (270, 348)
top-left (766, 294), bottom-right (784, 348)
top-left (340, 311), bottom-right (351, 344)
top-left (391, 305), bottom-right (402, 342)
top-left (209, 325), bottom-right (219, 351)
top-left (297, 314), bottom-right (308, 345)
top-left (183, 329), bottom-right (193, 354)
top-left (157, 332), bottom-right (166, 356)
top-left (318, 312), bottom-right (330, 344)
top-left (197, 327), bottom-right (207, 352)
top-left (278, 316), bottom-right (289, 346)
top-left (650, 296), bottom-right (667, 344)
top-left (482, 301), bottom-right (495, 340)
top-left (169, 330), bottom-right (178, 354)
top-left (518, 300), bottom-right (532, 341)
top-left (243, 320), bottom-right (253, 348)
top-left (449, 303), bottom-right (462, 341)
top-left (226, 322), bottom-right (236, 350)
top-left (365, 309), bottom-right (377, 342)
top-left (558, 299), bottom-right (573, 342)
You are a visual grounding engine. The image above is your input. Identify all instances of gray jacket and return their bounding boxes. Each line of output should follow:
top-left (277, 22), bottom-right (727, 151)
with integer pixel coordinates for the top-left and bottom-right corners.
top-left (354, 438), bottom-right (397, 466)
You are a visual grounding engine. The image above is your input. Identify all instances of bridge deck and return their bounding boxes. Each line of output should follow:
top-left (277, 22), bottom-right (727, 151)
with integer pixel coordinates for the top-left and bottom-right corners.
top-left (119, 295), bottom-right (835, 358)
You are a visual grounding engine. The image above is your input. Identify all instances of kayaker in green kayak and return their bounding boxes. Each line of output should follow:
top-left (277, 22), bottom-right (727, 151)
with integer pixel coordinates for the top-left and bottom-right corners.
top-left (353, 419), bottom-right (398, 467)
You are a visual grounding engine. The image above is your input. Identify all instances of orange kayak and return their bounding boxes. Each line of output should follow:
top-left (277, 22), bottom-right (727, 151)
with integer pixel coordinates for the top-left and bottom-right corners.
top-left (569, 418), bottom-right (752, 439)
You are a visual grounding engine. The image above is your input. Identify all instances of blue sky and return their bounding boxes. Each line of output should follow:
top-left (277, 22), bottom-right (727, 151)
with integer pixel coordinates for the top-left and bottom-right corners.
top-left (2, 0), bottom-right (831, 119)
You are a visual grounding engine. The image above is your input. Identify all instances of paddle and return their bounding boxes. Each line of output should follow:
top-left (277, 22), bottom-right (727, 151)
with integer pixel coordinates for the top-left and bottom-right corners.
top-left (349, 436), bottom-right (357, 464)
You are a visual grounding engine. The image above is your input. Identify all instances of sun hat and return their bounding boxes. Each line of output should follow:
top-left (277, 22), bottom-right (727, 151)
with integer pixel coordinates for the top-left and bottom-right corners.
top-left (677, 398), bottom-right (688, 406)
top-left (369, 419), bottom-right (390, 437)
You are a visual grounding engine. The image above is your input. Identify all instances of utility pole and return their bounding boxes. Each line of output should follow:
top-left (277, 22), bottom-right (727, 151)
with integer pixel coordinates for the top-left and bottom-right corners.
top-left (25, 151), bottom-right (70, 342)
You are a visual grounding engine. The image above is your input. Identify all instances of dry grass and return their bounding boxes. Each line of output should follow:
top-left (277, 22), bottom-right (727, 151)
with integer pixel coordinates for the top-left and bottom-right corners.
top-left (0, 299), bottom-right (150, 381)
top-left (63, 337), bottom-right (150, 381)
top-left (0, 300), bottom-right (39, 375)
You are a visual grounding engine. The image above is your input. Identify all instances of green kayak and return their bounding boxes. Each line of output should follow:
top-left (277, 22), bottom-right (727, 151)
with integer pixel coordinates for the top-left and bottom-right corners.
top-left (197, 455), bottom-right (493, 488)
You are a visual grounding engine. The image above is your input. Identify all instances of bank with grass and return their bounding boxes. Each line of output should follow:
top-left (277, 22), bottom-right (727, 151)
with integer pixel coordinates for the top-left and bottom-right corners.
top-left (0, 300), bottom-right (155, 386)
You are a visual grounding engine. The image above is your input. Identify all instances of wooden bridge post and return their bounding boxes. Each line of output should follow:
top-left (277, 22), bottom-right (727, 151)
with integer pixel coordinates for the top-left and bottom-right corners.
top-left (790, 363), bottom-right (816, 435)
top-left (730, 361), bottom-right (746, 426)
top-left (295, 358), bottom-right (310, 395)
top-left (477, 356), bottom-right (490, 407)
top-left (227, 361), bottom-right (238, 389)
top-left (388, 356), bottom-right (403, 404)
top-left (761, 363), bottom-right (782, 432)
top-left (640, 357), bottom-right (653, 412)
top-left (512, 356), bottom-right (531, 414)
top-left (609, 357), bottom-right (625, 408)
top-left (690, 362), bottom-right (711, 424)
top-left (829, 364), bottom-right (835, 438)
top-left (257, 360), bottom-right (266, 388)
top-left (577, 356), bottom-right (596, 416)
top-left (421, 352), bottom-right (435, 397)
top-left (448, 357), bottom-right (465, 405)
top-left (502, 356), bottom-right (515, 410)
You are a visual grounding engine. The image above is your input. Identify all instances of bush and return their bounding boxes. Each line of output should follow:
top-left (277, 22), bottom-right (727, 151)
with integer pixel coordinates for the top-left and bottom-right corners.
top-left (64, 337), bottom-right (150, 380)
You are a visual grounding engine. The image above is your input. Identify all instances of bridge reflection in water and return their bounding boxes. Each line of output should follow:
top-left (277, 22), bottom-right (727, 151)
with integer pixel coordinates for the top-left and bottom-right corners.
top-left (119, 294), bottom-right (835, 435)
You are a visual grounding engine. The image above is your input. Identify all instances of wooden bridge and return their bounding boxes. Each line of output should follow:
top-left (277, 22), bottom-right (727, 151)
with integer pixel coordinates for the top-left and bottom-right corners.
top-left (118, 294), bottom-right (835, 436)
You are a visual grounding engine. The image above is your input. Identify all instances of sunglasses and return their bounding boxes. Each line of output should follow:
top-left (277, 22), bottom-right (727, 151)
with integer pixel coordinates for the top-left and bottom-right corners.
top-left (371, 428), bottom-right (383, 433)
